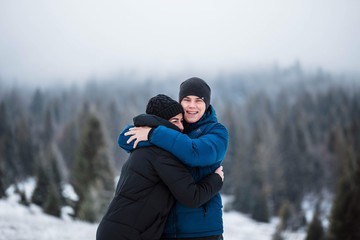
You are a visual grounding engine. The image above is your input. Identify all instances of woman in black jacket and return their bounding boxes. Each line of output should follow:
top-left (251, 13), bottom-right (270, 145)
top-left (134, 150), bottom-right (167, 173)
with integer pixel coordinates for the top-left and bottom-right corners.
top-left (96, 94), bottom-right (224, 240)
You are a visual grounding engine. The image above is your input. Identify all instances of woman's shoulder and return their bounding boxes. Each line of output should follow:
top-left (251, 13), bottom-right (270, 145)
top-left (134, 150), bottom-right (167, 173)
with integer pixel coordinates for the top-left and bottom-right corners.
top-left (133, 114), bottom-right (180, 131)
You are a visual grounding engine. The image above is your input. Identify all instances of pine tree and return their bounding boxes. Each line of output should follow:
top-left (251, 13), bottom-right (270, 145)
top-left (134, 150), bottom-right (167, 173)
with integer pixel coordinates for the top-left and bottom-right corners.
top-left (58, 120), bottom-right (80, 171)
top-left (30, 89), bottom-right (44, 122)
top-left (0, 164), bottom-right (5, 198)
top-left (278, 200), bottom-right (294, 231)
top-left (252, 188), bottom-right (269, 223)
top-left (72, 113), bottom-right (115, 222)
top-left (76, 185), bottom-right (100, 223)
top-left (14, 116), bottom-right (35, 177)
top-left (328, 122), bottom-right (360, 240)
top-left (31, 158), bottom-right (50, 207)
top-left (232, 120), bottom-right (270, 223)
top-left (0, 101), bottom-right (15, 197)
top-left (31, 97), bottom-right (66, 214)
top-left (43, 108), bottom-right (55, 143)
top-left (32, 144), bottom-right (64, 213)
top-left (0, 102), bottom-right (6, 197)
top-left (43, 180), bottom-right (62, 217)
top-left (305, 207), bottom-right (324, 240)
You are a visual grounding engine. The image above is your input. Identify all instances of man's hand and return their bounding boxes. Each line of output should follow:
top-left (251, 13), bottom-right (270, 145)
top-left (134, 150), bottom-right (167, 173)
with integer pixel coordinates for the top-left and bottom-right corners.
top-left (215, 166), bottom-right (224, 182)
top-left (124, 126), bottom-right (152, 148)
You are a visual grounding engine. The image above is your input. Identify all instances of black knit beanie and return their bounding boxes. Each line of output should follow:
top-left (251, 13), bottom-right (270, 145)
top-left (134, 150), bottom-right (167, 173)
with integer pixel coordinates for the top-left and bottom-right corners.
top-left (146, 94), bottom-right (184, 120)
top-left (179, 77), bottom-right (211, 109)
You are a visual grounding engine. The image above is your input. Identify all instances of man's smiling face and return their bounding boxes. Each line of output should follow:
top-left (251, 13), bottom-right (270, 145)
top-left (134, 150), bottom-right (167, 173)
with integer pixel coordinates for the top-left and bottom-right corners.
top-left (180, 95), bottom-right (206, 123)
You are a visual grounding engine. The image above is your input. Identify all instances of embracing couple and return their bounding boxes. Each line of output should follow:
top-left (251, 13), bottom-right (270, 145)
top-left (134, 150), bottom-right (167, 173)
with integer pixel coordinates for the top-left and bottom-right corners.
top-left (96, 77), bottom-right (229, 240)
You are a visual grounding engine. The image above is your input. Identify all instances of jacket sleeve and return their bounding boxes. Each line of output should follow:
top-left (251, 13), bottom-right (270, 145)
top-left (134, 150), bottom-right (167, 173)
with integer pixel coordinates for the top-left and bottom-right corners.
top-left (155, 153), bottom-right (223, 208)
top-left (117, 124), bottom-right (153, 153)
top-left (149, 124), bottom-right (228, 167)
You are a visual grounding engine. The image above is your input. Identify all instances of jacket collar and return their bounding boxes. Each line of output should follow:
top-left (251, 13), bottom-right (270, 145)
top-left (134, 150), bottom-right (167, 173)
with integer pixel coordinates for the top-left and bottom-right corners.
top-left (184, 105), bottom-right (217, 133)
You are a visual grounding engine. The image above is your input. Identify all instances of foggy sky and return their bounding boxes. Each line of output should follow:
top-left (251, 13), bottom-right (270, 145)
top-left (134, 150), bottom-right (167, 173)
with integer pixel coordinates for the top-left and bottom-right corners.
top-left (1, 0), bottom-right (360, 86)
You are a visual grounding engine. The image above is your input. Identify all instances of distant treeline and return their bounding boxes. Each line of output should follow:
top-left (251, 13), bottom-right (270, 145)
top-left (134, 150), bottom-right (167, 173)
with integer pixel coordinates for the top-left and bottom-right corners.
top-left (0, 67), bottom-right (359, 239)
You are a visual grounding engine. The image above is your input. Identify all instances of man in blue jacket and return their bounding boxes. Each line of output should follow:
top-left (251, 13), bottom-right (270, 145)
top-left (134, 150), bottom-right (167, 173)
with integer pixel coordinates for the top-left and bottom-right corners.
top-left (120, 77), bottom-right (229, 239)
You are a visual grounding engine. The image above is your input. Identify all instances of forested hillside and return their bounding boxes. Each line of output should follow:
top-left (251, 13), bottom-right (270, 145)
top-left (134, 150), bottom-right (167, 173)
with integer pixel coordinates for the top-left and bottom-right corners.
top-left (1, 66), bottom-right (359, 239)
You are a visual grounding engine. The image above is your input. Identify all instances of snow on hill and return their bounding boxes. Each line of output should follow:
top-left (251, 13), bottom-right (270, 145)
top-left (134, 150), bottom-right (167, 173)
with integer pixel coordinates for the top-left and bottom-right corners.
top-left (0, 199), bottom-right (97, 240)
top-left (0, 180), bottom-right (306, 240)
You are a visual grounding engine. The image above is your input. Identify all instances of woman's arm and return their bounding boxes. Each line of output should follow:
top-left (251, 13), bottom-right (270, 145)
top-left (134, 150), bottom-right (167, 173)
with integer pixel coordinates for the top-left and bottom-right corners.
top-left (155, 153), bottom-right (224, 208)
top-left (118, 125), bottom-right (152, 152)
top-left (118, 114), bottom-right (176, 152)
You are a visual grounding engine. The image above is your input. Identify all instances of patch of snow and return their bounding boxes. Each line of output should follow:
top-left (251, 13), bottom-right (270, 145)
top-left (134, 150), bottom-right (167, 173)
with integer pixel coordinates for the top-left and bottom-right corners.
top-left (62, 184), bottom-right (79, 202)
top-left (0, 198), bottom-right (97, 240)
top-left (0, 191), bottom-right (308, 240)
top-left (5, 178), bottom-right (36, 203)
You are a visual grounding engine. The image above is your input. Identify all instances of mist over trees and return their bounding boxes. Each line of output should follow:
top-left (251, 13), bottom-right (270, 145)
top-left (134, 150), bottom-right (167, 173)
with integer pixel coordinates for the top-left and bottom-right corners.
top-left (1, 65), bottom-right (359, 237)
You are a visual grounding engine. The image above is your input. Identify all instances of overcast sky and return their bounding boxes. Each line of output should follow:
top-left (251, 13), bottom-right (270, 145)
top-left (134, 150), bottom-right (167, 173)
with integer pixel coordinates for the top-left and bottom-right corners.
top-left (1, 0), bottom-right (360, 86)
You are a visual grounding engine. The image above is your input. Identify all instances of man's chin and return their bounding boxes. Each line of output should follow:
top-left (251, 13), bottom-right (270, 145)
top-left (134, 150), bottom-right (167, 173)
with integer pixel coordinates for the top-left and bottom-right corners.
top-left (185, 116), bottom-right (199, 123)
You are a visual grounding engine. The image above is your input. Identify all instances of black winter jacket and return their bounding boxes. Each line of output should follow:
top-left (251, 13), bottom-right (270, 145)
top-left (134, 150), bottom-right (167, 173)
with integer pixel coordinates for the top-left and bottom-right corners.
top-left (96, 115), bottom-right (223, 240)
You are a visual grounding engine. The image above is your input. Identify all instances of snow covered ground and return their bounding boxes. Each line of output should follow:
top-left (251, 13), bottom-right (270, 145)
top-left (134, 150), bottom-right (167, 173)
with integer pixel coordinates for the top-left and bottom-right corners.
top-left (0, 198), bottom-right (306, 240)
top-left (0, 180), bottom-right (306, 240)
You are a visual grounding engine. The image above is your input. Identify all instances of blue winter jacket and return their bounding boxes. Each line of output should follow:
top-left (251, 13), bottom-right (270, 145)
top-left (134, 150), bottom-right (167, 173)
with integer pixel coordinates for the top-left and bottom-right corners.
top-left (118, 105), bottom-right (229, 238)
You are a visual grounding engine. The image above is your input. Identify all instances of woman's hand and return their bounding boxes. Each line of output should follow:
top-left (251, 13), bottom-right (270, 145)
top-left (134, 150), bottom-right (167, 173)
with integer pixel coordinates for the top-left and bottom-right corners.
top-left (215, 166), bottom-right (224, 182)
top-left (124, 126), bottom-right (152, 148)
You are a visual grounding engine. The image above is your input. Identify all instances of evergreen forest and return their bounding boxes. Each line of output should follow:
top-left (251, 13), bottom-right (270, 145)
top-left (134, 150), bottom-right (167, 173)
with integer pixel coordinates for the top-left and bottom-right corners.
top-left (1, 65), bottom-right (359, 239)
